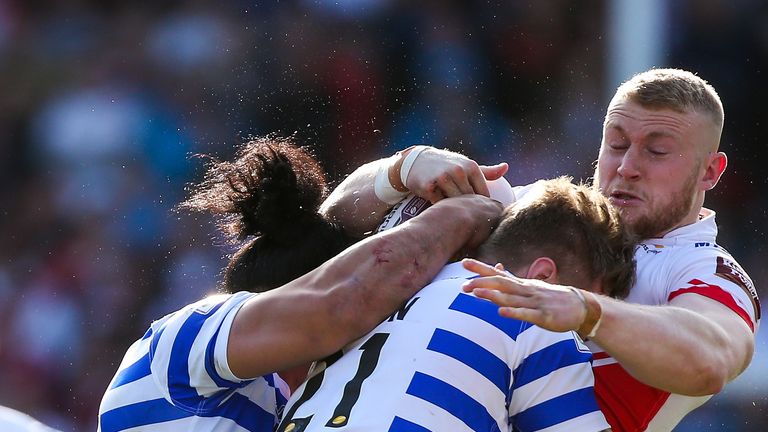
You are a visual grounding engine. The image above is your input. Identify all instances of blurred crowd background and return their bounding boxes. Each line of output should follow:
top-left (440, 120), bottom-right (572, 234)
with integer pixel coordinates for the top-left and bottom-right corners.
top-left (0, 0), bottom-right (766, 430)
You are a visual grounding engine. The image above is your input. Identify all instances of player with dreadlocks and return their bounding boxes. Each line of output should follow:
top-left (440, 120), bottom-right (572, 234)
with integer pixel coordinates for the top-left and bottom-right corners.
top-left (97, 136), bottom-right (501, 431)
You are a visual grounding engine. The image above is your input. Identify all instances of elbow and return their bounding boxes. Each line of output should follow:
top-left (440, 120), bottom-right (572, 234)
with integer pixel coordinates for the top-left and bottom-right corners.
top-left (684, 360), bottom-right (729, 396)
top-left (686, 331), bottom-right (755, 396)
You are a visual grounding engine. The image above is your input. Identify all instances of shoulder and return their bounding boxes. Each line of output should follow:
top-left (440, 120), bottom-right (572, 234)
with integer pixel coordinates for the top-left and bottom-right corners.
top-left (637, 241), bottom-right (759, 330)
top-left (152, 291), bottom-right (255, 330)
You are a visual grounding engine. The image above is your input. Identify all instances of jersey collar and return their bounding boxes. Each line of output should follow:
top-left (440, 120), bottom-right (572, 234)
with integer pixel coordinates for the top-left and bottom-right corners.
top-left (433, 261), bottom-right (479, 281)
top-left (645, 208), bottom-right (718, 246)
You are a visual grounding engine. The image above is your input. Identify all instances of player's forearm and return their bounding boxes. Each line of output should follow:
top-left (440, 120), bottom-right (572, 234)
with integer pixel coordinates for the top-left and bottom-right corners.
top-left (320, 159), bottom-right (394, 238)
top-left (312, 196), bottom-right (501, 353)
top-left (592, 296), bottom-right (750, 395)
top-left (230, 195), bottom-right (500, 378)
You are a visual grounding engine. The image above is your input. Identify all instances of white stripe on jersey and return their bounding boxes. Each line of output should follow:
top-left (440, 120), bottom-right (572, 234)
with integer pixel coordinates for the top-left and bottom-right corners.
top-left (281, 263), bottom-right (607, 432)
top-left (98, 291), bottom-right (287, 432)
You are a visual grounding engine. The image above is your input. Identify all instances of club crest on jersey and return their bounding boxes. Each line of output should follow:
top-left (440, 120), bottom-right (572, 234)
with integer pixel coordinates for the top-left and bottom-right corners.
top-left (715, 257), bottom-right (761, 319)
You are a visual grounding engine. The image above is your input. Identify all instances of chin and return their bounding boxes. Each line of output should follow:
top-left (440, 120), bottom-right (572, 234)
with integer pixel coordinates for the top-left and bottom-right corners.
top-left (617, 208), bottom-right (642, 224)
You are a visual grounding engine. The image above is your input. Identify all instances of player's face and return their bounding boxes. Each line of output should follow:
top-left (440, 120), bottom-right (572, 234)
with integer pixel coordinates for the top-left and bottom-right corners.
top-left (594, 99), bottom-right (711, 239)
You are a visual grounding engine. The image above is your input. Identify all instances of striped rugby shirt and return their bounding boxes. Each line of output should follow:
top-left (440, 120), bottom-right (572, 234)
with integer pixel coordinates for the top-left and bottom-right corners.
top-left (98, 291), bottom-right (288, 432)
top-left (278, 263), bottom-right (609, 432)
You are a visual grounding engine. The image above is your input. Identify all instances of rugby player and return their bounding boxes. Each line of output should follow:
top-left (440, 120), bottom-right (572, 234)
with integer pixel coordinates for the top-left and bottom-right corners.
top-left (97, 137), bottom-right (501, 431)
top-left (278, 177), bottom-right (635, 432)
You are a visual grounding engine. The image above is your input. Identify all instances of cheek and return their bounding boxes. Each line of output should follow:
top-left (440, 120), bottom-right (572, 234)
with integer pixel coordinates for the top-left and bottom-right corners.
top-left (595, 157), bottom-right (616, 186)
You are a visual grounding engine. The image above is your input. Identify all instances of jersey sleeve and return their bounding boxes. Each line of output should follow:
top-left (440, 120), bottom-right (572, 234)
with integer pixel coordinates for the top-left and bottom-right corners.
top-left (508, 326), bottom-right (609, 432)
top-left (147, 291), bottom-right (265, 412)
top-left (666, 247), bottom-right (760, 332)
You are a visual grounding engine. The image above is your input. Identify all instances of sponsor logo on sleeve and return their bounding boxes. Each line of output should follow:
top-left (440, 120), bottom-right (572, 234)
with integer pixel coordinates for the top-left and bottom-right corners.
top-left (401, 196), bottom-right (431, 220)
top-left (375, 195), bottom-right (432, 233)
top-left (715, 256), bottom-right (761, 320)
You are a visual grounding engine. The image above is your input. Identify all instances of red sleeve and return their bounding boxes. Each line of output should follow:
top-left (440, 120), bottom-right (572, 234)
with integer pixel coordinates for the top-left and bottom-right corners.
top-left (669, 278), bottom-right (756, 332)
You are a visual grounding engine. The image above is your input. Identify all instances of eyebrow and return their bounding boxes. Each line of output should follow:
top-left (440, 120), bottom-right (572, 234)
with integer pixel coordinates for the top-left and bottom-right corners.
top-left (605, 124), bottom-right (676, 141)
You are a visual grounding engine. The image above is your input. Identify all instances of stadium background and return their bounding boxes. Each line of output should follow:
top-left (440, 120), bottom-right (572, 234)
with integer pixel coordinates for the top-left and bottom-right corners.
top-left (0, 1), bottom-right (766, 430)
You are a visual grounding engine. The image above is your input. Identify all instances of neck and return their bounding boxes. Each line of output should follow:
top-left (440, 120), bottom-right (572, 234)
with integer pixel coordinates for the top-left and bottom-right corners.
top-left (278, 364), bottom-right (311, 392)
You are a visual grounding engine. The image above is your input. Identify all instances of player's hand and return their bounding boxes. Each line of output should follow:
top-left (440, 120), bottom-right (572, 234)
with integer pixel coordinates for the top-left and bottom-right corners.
top-left (402, 147), bottom-right (508, 203)
top-left (428, 195), bottom-right (503, 249)
top-left (461, 259), bottom-right (587, 333)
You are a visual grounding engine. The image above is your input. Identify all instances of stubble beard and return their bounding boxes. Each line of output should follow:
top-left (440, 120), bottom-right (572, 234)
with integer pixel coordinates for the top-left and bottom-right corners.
top-left (594, 166), bottom-right (700, 240)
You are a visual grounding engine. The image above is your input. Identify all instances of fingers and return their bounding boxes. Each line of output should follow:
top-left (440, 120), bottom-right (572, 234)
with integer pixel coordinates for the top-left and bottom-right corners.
top-left (462, 258), bottom-right (507, 278)
top-left (480, 162), bottom-right (509, 181)
top-left (472, 288), bottom-right (535, 308)
top-left (450, 167), bottom-right (475, 195)
top-left (435, 173), bottom-right (463, 198)
top-left (404, 146), bottom-right (508, 201)
top-left (463, 277), bottom-right (528, 298)
top-left (467, 166), bottom-right (490, 197)
top-left (498, 307), bottom-right (544, 324)
top-left (423, 188), bottom-right (446, 204)
top-left (432, 165), bottom-right (478, 199)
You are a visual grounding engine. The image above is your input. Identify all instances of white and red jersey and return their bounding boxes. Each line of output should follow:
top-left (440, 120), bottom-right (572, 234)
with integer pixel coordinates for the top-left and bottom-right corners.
top-left (588, 208), bottom-right (760, 432)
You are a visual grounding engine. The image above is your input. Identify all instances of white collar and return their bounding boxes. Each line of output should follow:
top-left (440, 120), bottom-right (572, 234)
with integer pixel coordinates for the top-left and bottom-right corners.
top-left (643, 208), bottom-right (718, 246)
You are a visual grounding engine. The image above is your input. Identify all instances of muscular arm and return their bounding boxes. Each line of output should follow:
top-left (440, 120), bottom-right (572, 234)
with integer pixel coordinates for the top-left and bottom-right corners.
top-left (591, 293), bottom-right (754, 395)
top-left (227, 194), bottom-right (502, 379)
top-left (320, 146), bottom-right (507, 238)
top-left (462, 259), bottom-right (756, 396)
top-left (319, 159), bottom-right (387, 238)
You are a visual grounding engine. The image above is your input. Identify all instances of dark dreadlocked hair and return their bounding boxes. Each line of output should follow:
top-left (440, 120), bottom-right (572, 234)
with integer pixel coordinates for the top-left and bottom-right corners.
top-left (179, 135), bottom-right (354, 293)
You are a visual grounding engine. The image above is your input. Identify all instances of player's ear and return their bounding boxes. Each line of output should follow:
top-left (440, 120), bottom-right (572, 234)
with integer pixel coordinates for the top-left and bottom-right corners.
top-left (525, 257), bottom-right (557, 282)
top-left (701, 151), bottom-right (727, 191)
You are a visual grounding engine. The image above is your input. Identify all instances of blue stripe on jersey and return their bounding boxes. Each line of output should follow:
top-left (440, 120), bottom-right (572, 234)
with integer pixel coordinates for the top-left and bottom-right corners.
top-left (167, 302), bottom-right (228, 411)
top-left (406, 372), bottom-right (500, 432)
top-left (511, 339), bottom-right (593, 390)
top-left (427, 328), bottom-right (509, 394)
top-left (389, 416), bottom-right (431, 432)
top-left (141, 326), bottom-right (153, 340)
top-left (210, 392), bottom-right (278, 431)
top-left (99, 398), bottom-right (193, 432)
top-left (205, 324), bottom-right (246, 389)
top-left (511, 387), bottom-right (600, 431)
top-left (149, 322), bottom-right (166, 365)
top-left (99, 393), bottom-right (278, 432)
top-left (109, 352), bottom-right (151, 389)
top-left (264, 373), bottom-right (288, 409)
top-left (449, 293), bottom-right (525, 341)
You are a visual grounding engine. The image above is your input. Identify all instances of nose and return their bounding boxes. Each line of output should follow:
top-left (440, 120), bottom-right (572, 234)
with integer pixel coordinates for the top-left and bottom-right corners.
top-left (616, 147), bottom-right (641, 180)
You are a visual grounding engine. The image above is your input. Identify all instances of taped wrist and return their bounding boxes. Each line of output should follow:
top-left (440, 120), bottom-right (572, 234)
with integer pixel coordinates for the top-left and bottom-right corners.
top-left (398, 145), bottom-right (429, 189)
top-left (374, 145), bottom-right (431, 204)
top-left (374, 155), bottom-right (409, 204)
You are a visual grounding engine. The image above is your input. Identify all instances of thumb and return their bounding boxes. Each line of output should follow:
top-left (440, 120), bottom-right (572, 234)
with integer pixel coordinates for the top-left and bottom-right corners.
top-left (480, 162), bottom-right (508, 180)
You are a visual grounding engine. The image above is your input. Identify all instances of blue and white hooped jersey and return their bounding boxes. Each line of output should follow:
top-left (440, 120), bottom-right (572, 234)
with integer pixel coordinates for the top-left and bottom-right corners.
top-left (98, 291), bottom-right (288, 432)
top-left (278, 263), bottom-right (608, 432)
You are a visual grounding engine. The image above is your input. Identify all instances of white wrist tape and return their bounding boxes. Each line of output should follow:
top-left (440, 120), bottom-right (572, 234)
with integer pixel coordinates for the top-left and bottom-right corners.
top-left (586, 312), bottom-right (603, 339)
top-left (374, 156), bottom-right (409, 204)
top-left (399, 145), bottom-right (429, 189)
